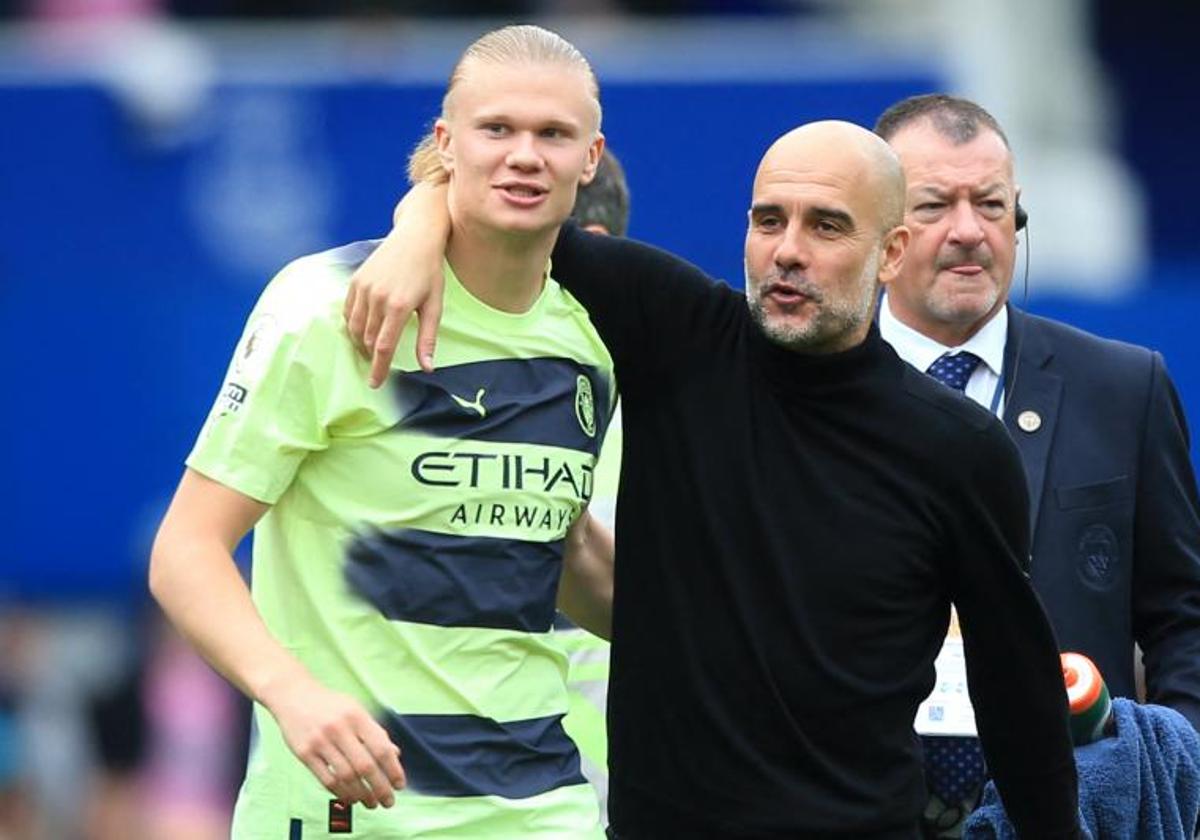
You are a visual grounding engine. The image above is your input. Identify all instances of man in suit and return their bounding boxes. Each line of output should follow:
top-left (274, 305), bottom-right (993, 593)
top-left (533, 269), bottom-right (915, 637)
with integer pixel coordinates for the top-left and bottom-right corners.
top-left (873, 93), bottom-right (1200, 834)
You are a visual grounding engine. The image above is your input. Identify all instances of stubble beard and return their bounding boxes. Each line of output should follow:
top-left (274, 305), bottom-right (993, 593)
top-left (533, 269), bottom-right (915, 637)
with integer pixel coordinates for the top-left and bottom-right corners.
top-left (924, 280), bottom-right (1002, 332)
top-left (745, 251), bottom-right (881, 354)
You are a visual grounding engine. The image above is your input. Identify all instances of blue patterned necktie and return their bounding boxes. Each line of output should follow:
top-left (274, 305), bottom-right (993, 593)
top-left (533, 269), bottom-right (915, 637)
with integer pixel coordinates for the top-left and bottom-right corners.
top-left (926, 351), bottom-right (982, 392)
top-left (922, 350), bottom-right (988, 812)
top-left (923, 735), bottom-right (986, 809)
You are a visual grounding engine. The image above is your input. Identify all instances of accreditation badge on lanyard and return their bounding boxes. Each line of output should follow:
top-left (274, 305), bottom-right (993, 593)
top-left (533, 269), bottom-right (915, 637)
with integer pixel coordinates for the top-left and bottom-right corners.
top-left (913, 607), bottom-right (977, 736)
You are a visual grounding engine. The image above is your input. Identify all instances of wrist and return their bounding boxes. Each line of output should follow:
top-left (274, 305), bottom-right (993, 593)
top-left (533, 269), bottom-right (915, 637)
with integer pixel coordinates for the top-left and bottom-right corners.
top-left (250, 657), bottom-right (311, 711)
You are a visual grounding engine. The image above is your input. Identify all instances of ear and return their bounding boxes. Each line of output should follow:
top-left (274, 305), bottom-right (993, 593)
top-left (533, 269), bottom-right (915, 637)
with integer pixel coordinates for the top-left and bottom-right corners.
top-left (1014, 184), bottom-right (1023, 239)
top-left (434, 118), bottom-right (455, 174)
top-left (877, 224), bottom-right (911, 289)
top-left (578, 131), bottom-right (605, 187)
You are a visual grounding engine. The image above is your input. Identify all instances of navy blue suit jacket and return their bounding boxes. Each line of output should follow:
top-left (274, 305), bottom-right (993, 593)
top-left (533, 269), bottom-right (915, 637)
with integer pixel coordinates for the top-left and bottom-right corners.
top-left (1003, 306), bottom-right (1200, 730)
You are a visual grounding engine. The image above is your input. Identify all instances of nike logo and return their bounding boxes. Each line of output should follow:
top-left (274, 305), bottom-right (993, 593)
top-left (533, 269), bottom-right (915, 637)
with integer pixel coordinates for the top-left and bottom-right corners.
top-left (450, 388), bottom-right (487, 418)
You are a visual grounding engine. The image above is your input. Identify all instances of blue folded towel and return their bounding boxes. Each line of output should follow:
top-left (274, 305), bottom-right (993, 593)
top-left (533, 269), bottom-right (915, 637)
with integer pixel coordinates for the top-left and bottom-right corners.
top-left (964, 698), bottom-right (1200, 839)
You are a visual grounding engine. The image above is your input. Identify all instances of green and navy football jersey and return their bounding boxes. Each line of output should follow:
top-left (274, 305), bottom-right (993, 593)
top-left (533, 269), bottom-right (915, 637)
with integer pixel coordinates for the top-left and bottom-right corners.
top-left (187, 241), bottom-right (614, 839)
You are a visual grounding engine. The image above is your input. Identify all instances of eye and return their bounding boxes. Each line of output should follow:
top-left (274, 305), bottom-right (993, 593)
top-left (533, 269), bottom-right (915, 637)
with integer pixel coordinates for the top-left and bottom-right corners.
top-left (539, 126), bottom-right (567, 139)
top-left (910, 202), bottom-right (946, 224)
top-left (814, 219), bottom-right (842, 236)
top-left (481, 122), bottom-right (509, 137)
top-left (979, 199), bottom-right (1007, 218)
top-left (755, 215), bottom-right (783, 232)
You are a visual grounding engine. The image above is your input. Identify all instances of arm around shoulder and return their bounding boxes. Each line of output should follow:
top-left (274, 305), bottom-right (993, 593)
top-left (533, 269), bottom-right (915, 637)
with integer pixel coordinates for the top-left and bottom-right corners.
top-left (345, 181), bottom-right (451, 384)
top-left (551, 222), bottom-right (732, 369)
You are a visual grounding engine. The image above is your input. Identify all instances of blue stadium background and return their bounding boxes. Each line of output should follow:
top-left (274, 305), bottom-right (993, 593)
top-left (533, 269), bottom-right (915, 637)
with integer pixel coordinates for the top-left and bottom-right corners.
top-left (1, 41), bottom-right (1197, 604)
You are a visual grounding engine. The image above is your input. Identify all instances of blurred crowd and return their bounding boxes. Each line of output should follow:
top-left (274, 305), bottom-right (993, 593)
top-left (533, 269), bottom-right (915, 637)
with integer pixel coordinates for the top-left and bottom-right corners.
top-left (0, 0), bottom-right (813, 21)
top-left (0, 608), bottom-right (246, 840)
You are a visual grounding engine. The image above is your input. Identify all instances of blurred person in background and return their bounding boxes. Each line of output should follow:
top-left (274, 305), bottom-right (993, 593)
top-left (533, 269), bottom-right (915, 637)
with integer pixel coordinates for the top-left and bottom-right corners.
top-left (149, 23), bottom-right (615, 839)
top-left (344, 119), bottom-right (1081, 838)
top-left (872, 93), bottom-right (1200, 836)
top-left (4, 609), bottom-right (150, 840)
top-left (78, 625), bottom-right (148, 840)
top-left (21, 0), bottom-right (162, 22)
top-left (555, 147), bottom-right (631, 826)
top-left (140, 619), bottom-right (244, 840)
top-left (0, 615), bottom-right (33, 840)
top-left (570, 147), bottom-right (630, 238)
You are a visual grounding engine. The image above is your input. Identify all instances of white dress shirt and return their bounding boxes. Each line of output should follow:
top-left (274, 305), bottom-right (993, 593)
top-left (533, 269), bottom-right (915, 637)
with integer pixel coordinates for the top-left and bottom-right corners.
top-left (879, 293), bottom-right (1009, 418)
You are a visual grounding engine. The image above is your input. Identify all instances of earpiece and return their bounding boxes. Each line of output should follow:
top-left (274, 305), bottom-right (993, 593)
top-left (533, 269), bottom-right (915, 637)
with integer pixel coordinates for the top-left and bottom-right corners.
top-left (1015, 202), bottom-right (1028, 232)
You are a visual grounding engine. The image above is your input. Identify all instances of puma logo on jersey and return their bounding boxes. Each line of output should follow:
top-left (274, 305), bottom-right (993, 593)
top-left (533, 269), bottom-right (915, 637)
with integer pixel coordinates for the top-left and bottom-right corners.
top-left (450, 388), bottom-right (487, 418)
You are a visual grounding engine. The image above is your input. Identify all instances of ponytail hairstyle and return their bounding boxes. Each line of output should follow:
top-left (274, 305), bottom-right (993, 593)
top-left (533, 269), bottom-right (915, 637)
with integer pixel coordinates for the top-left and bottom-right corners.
top-left (407, 24), bottom-right (601, 185)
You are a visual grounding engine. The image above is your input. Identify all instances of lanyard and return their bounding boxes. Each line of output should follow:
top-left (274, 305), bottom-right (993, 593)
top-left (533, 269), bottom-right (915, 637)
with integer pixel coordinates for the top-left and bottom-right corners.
top-left (988, 362), bottom-right (1006, 417)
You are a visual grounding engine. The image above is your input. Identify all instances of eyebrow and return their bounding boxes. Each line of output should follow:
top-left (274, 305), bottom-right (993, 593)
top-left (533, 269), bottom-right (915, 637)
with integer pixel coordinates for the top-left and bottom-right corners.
top-left (807, 205), bottom-right (855, 228)
top-left (473, 113), bottom-right (581, 132)
top-left (749, 203), bottom-right (855, 228)
top-left (750, 202), bottom-right (784, 216)
top-left (912, 182), bottom-right (1011, 199)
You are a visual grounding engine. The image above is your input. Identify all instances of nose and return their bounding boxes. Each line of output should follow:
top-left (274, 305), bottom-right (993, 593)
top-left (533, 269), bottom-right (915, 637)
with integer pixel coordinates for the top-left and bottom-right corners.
top-left (506, 131), bottom-right (544, 172)
top-left (773, 218), bottom-right (810, 273)
top-left (946, 200), bottom-right (985, 249)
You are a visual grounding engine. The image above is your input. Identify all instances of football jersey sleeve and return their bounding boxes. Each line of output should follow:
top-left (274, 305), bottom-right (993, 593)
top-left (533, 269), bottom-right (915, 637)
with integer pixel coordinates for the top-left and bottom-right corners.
top-left (187, 263), bottom-right (348, 504)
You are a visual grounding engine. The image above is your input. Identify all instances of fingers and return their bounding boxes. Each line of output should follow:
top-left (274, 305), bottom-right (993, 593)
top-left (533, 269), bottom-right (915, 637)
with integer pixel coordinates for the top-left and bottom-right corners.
top-left (344, 281), bottom-right (372, 361)
top-left (331, 722), bottom-right (405, 809)
top-left (330, 733), bottom-right (387, 808)
top-left (414, 294), bottom-right (444, 374)
top-left (375, 740), bottom-right (406, 792)
top-left (302, 751), bottom-right (363, 807)
top-left (369, 306), bottom-right (406, 389)
top-left (361, 293), bottom-right (389, 362)
top-left (343, 241), bottom-right (446, 386)
top-left (293, 723), bottom-right (404, 809)
top-left (343, 277), bottom-right (357, 330)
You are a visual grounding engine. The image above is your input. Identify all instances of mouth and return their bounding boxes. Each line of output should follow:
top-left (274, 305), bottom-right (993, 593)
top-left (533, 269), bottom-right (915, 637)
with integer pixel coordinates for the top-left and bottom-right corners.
top-left (942, 263), bottom-right (985, 277)
top-left (495, 182), bottom-right (549, 207)
top-left (764, 282), bottom-right (816, 307)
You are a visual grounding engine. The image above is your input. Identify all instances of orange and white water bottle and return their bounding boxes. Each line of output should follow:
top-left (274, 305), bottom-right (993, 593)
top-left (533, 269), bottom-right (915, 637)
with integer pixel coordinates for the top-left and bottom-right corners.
top-left (1061, 652), bottom-right (1114, 745)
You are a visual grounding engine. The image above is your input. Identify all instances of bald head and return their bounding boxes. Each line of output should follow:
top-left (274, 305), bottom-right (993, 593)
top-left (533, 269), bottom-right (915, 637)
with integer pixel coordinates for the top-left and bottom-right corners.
top-left (743, 119), bottom-right (910, 355)
top-left (756, 121), bottom-right (906, 233)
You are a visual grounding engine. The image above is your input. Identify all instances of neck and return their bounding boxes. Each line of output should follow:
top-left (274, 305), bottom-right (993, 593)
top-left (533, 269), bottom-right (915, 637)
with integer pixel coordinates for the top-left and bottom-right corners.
top-left (445, 218), bottom-right (555, 314)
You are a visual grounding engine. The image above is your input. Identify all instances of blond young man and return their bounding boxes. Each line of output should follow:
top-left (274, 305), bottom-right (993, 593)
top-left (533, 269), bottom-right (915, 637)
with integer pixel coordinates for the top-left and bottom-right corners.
top-left (151, 25), bottom-right (617, 838)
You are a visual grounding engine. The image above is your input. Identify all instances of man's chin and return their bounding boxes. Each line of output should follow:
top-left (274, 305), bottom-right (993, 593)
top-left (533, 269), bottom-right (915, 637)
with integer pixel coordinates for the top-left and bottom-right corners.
top-left (758, 316), bottom-right (816, 349)
top-left (930, 291), bottom-right (1000, 326)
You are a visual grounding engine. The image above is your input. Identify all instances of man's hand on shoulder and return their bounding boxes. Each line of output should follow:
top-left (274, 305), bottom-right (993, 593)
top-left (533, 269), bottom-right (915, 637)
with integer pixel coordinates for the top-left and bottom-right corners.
top-left (344, 181), bottom-right (451, 387)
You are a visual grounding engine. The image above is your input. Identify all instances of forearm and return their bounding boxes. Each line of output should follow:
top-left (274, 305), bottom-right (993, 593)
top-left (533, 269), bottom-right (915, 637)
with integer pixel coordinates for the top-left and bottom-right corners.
top-left (149, 531), bottom-right (310, 707)
top-left (151, 525), bottom-right (407, 808)
top-left (391, 179), bottom-right (449, 238)
top-left (557, 511), bottom-right (614, 639)
top-left (955, 425), bottom-right (1080, 835)
top-left (965, 602), bottom-right (1079, 836)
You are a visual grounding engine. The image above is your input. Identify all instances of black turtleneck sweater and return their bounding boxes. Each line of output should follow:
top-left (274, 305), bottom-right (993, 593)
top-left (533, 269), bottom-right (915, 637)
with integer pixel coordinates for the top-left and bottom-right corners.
top-left (551, 225), bottom-right (1080, 839)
